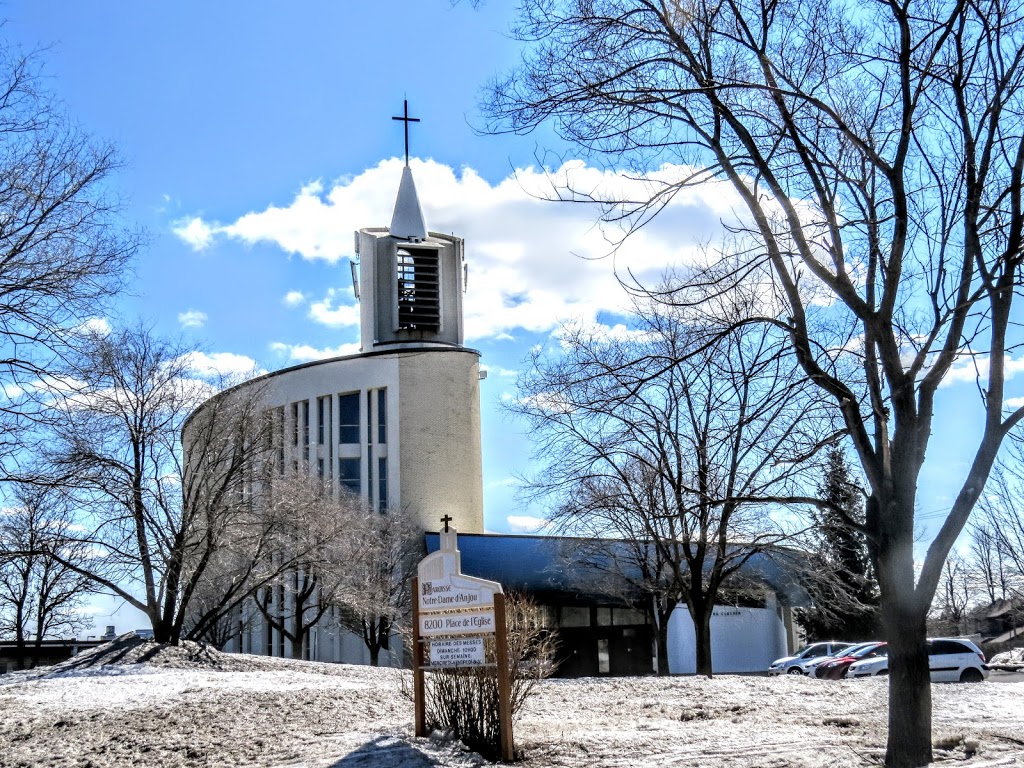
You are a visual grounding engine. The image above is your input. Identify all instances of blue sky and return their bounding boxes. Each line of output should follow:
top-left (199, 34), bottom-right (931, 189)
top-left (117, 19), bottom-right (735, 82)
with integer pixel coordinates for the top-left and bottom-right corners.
top-left (2, 2), bottom-right (1003, 628)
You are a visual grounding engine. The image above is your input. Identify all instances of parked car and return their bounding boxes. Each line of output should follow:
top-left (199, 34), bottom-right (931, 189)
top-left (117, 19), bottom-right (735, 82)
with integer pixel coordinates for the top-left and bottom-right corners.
top-left (846, 638), bottom-right (989, 682)
top-left (803, 642), bottom-right (873, 679)
top-left (768, 641), bottom-right (854, 675)
top-left (812, 641), bottom-right (887, 679)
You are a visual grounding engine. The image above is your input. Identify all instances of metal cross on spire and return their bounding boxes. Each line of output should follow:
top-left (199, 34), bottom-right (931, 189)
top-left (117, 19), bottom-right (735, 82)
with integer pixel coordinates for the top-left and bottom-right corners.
top-left (440, 514), bottom-right (453, 533)
top-left (392, 99), bottom-right (420, 167)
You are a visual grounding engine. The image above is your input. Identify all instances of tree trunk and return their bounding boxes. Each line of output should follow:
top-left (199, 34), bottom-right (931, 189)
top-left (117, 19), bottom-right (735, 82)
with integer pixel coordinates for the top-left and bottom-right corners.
top-left (655, 615), bottom-right (671, 676)
top-left (290, 621), bottom-right (305, 660)
top-left (687, 594), bottom-right (714, 677)
top-left (152, 615), bottom-right (174, 645)
top-left (648, 596), bottom-right (673, 675)
top-left (31, 603), bottom-right (45, 670)
top-left (883, 602), bottom-right (931, 766)
top-left (694, 608), bottom-right (713, 678)
top-left (362, 617), bottom-right (383, 666)
top-left (874, 485), bottom-right (933, 768)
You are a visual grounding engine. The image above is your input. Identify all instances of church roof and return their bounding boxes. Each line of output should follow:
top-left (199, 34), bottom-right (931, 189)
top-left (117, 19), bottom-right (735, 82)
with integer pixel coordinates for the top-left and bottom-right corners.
top-left (389, 165), bottom-right (428, 241)
top-left (424, 532), bottom-right (811, 607)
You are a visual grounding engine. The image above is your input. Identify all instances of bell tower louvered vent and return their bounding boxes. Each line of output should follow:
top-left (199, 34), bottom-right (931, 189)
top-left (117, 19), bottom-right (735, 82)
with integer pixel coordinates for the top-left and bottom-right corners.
top-left (396, 247), bottom-right (441, 332)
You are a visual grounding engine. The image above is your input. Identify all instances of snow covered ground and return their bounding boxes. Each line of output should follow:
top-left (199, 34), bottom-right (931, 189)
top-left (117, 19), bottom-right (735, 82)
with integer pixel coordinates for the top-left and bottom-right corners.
top-left (1, 636), bottom-right (1022, 767)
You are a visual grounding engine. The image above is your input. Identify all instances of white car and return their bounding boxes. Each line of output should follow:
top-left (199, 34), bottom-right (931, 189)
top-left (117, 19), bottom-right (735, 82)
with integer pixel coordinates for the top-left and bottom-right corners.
top-left (847, 637), bottom-right (989, 682)
top-left (768, 641), bottom-right (853, 675)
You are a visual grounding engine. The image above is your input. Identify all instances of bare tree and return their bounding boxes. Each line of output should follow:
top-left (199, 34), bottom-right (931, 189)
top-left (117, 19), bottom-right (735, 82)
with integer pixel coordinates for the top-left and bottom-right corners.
top-left (27, 324), bottom-right (285, 645)
top-left (332, 501), bottom-right (423, 666)
top-left (929, 551), bottom-right (974, 637)
top-left (250, 476), bottom-right (360, 661)
top-left (511, 293), bottom-right (834, 675)
top-left (0, 484), bottom-right (93, 668)
top-left (969, 518), bottom-right (1013, 606)
top-left (973, 444), bottom-right (1024, 604)
top-left (0, 41), bottom-right (136, 471)
top-left (483, 1), bottom-right (1024, 762)
top-left (552, 476), bottom-right (683, 675)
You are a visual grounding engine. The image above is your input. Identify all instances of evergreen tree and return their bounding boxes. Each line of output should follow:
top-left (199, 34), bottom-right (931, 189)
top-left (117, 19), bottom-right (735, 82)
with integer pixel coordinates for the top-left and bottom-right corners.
top-left (797, 448), bottom-right (880, 641)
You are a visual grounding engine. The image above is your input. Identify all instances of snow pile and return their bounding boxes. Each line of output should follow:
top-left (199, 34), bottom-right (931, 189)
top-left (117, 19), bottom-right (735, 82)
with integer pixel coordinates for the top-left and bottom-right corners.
top-left (1, 636), bottom-right (1022, 767)
top-left (989, 647), bottom-right (1024, 671)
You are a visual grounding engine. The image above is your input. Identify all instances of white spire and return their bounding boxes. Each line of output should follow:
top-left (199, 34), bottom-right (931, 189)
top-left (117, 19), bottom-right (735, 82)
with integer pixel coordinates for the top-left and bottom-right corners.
top-left (390, 165), bottom-right (428, 241)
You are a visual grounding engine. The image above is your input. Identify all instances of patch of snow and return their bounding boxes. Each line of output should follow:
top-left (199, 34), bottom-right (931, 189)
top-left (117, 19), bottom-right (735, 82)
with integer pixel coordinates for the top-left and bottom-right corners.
top-left (1, 635), bottom-right (1022, 766)
top-left (989, 647), bottom-right (1024, 670)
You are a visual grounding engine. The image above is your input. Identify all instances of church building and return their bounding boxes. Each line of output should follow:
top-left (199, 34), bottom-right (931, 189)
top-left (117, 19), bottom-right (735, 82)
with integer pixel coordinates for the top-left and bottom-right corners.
top-left (196, 150), bottom-right (484, 665)
top-left (197, 118), bottom-right (804, 674)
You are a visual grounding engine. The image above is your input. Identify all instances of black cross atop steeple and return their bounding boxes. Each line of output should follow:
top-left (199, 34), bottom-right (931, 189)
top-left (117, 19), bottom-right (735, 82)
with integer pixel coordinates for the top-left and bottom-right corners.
top-left (392, 99), bottom-right (420, 167)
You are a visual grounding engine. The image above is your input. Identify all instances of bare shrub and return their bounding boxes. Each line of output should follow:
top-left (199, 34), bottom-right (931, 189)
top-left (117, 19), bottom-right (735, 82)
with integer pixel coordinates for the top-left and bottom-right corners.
top-left (421, 593), bottom-right (557, 761)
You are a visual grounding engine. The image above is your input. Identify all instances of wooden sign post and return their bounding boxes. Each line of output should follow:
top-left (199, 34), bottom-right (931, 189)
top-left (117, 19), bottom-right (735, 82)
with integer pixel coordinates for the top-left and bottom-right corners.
top-left (412, 519), bottom-right (514, 762)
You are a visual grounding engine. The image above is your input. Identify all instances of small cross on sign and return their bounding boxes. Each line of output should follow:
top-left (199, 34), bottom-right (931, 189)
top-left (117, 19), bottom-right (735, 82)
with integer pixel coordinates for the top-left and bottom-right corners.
top-left (440, 514), bottom-right (453, 533)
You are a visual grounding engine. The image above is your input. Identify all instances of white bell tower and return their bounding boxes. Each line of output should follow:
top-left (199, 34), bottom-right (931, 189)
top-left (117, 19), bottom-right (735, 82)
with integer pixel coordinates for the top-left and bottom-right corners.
top-left (353, 102), bottom-right (466, 352)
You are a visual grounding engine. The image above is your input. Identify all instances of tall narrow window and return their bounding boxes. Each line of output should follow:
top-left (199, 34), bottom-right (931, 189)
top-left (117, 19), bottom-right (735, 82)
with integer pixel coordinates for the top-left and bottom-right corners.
top-left (302, 401), bottom-right (310, 462)
top-left (276, 583), bottom-right (286, 657)
top-left (378, 457), bottom-right (388, 512)
top-left (338, 392), bottom-right (359, 444)
top-left (339, 458), bottom-right (360, 494)
top-left (317, 396), bottom-right (327, 444)
top-left (366, 390), bottom-right (373, 443)
top-left (377, 388), bottom-right (387, 444)
top-left (367, 444), bottom-right (375, 506)
top-left (274, 406), bottom-right (285, 475)
top-left (396, 247), bottom-right (440, 331)
top-left (263, 409), bottom-right (274, 451)
top-left (291, 402), bottom-right (299, 446)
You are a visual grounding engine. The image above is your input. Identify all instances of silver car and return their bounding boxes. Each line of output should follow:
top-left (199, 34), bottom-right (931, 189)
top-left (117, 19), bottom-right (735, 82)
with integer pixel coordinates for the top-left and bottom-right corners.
top-left (768, 641), bottom-right (854, 675)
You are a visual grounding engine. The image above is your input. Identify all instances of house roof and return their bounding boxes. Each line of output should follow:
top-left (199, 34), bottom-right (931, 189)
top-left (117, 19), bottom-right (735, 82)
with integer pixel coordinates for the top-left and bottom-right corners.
top-left (985, 598), bottom-right (1022, 619)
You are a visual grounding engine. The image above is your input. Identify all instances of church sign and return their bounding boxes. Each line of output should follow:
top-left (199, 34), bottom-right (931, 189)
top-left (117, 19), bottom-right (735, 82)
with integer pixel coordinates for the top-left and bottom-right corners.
top-left (412, 517), bottom-right (514, 762)
top-left (419, 609), bottom-right (495, 637)
top-left (428, 637), bottom-right (486, 667)
top-left (419, 580), bottom-right (495, 610)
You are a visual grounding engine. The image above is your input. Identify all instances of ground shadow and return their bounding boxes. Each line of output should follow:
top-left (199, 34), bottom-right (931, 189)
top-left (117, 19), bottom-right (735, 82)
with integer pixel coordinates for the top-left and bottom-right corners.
top-left (329, 734), bottom-right (445, 767)
top-left (33, 634), bottom-right (150, 677)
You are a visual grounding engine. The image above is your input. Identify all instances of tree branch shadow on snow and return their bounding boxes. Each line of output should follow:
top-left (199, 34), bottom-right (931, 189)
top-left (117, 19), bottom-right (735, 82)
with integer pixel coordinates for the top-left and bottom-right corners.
top-left (31, 634), bottom-right (153, 678)
top-left (329, 734), bottom-right (461, 767)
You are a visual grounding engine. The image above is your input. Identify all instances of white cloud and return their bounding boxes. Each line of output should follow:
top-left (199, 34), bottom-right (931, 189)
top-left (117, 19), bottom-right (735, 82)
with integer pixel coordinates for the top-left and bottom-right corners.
top-left (179, 351), bottom-right (261, 379)
top-left (480, 366), bottom-right (518, 379)
top-left (507, 515), bottom-right (549, 533)
top-left (173, 158), bottom-right (741, 342)
top-left (942, 355), bottom-right (1024, 388)
top-left (552, 318), bottom-right (653, 350)
top-left (269, 341), bottom-right (361, 363)
top-left (283, 291), bottom-right (306, 307)
top-left (308, 289), bottom-right (359, 328)
top-left (75, 317), bottom-right (112, 337)
top-left (178, 309), bottom-right (207, 329)
top-left (172, 216), bottom-right (216, 251)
